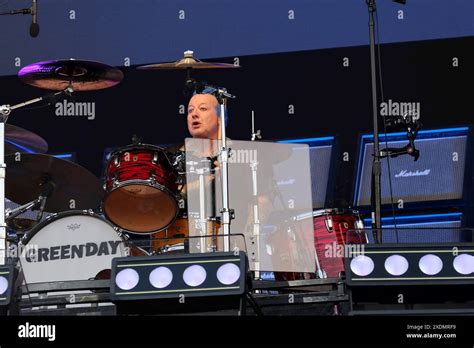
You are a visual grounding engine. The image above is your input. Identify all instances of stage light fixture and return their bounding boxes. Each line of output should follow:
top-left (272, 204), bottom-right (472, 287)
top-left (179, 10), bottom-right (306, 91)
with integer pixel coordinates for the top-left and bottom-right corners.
top-left (345, 244), bottom-right (474, 285)
top-left (149, 267), bottom-right (173, 289)
top-left (345, 243), bottom-right (474, 314)
top-left (115, 268), bottom-right (140, 291)
top-left (110, 251), bottom-right (249, 314)
top-left (418, 254), bottom-right (443, 276)
top-left (0, 264), bottom-right (15, 306)
top-left (384, 255), bottom-right (409, 276)
top-left (217, 263), bottom-right (241, 285)
top-left (453, 254), bottom-right (474, 275)
top-left (183, 265), bottom-right (207, 287)
top-left (349, 255), bottom-right (374, 276)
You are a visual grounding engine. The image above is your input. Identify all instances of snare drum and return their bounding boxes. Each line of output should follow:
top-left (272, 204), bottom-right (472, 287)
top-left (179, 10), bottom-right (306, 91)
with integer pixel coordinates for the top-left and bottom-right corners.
top-left (151, 217), bottom-right (221, 254)
top-left (103, 144), bottom-right (180, 234)
top-left (19, 210), bottom-right (147, 284)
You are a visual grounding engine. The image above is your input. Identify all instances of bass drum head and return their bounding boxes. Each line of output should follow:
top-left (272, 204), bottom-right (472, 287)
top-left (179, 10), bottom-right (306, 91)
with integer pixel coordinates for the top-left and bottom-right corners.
top-left (20, 210), bottom-right (128, 284)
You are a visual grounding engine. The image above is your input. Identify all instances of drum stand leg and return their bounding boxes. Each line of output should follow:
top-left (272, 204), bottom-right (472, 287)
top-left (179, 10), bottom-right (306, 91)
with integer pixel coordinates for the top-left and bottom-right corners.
top-left (197, 166), bottom-right (209, 253)
top-left (250, 161), bottom-right (260, 279)
top-left (0, 120), bottom-right (6, 265)
top-left (238, 294), bottom-right (247, 316)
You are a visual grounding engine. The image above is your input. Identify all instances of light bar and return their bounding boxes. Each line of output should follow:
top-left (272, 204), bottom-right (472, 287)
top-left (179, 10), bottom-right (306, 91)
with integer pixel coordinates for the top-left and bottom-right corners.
top-left (0, 264), bottom-right (15, 306)
top-left (110, 251), bottom-right (248, 302)
top-left (345, 243), bottom-right (474, 286)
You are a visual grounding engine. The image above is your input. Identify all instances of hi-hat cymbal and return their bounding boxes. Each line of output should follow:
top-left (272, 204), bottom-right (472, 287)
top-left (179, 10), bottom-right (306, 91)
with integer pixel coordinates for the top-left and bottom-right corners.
top-left (5, 124), bottom-right (48, 154)
top-left (18, 59), bottom-right (124, 91)
top-left (5, 154), bottom-right (103, 212)
top-left (137, 50), bottom-right (239, 70)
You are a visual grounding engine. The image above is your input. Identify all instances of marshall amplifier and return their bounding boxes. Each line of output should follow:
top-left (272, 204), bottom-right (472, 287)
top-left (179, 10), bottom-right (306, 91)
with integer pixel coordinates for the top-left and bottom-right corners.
top-left (278, 136), bottom-right (335, 209)
top-left (353, 127), bottom-right (470, 210)
top-left (363, 212), bottom-right (471, 243)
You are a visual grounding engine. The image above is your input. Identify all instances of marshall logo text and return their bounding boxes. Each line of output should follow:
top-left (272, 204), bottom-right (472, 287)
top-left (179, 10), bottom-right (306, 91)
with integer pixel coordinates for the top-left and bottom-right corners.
top-left (394, 169), bottom-right (431, 178)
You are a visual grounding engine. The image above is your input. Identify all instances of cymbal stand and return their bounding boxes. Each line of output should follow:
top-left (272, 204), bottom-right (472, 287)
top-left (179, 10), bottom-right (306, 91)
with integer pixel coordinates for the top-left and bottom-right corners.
top-left (214, 87), bottom-right (235, 252)
top-left (249, 160), bottom-right (261, 279)
top-left (187, 159), bottom-right (211, 253)
top-left (5, 198), bottom-right (42, 222)
top-left (0, 87), bottom-right (73, 264)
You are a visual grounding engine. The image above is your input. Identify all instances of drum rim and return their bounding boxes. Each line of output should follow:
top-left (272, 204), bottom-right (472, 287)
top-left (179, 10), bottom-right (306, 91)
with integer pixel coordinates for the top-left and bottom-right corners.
top-left (104, 177), bottom-right (178, 192)
top-left (294, 208), bottom-right (361, 221)
top-left (156, 243), bottom-right (185, 254)
top-left (313, 208), bottom-right (360, 216)
top-left (106, 143), bottom-right (169, 166)
top-left (20, 209), bottom-right (117, 246)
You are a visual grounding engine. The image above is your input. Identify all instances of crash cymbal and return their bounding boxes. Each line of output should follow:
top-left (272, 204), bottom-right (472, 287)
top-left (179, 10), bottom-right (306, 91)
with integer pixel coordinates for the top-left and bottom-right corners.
top-left (137, 50), bottom-right (239, 70)
top-left (18, 59), bottom-right (124, 91)
top-left (5, 154), bottom-right (103, 212)
top-left (5, 124), bottom-right (48, 154)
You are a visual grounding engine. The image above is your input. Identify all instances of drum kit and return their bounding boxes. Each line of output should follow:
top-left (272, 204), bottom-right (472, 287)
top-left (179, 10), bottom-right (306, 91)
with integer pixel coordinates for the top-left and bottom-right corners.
top-left (0, 52), bottom-right (239, 284)
top-left (0, 51), bottom-right (368, 285)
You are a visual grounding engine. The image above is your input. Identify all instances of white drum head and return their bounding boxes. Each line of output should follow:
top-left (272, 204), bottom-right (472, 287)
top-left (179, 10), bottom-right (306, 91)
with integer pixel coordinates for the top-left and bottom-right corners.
top-left (20, 212), bottom-right (127, 283)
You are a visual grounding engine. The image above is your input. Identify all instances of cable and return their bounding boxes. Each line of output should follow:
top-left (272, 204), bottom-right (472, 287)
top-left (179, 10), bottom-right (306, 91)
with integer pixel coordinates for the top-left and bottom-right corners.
top-left (375, 10), bottom-right (399, 242)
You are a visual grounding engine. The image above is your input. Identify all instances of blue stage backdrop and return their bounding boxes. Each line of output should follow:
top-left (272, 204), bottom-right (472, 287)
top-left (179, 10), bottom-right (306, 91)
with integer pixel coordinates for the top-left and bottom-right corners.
top-left (0, 0), bottom-right (472, 76)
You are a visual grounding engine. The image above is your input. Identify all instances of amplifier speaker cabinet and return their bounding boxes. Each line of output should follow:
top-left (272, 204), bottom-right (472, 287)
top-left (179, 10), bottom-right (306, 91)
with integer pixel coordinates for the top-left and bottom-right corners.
top-left (353, 127), bottom-right (471, 211)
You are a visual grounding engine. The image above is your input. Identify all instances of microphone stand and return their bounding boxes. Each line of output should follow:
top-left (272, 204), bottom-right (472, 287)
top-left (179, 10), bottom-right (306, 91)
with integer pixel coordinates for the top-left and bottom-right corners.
top-left (367, 0), bottom-right (382, 244)
top-left (214, 88), bottom-right (235, 252)
top-left (380, 127), bottom-right (420, 161)
top-left (366, 0), bottom-right (407, 243)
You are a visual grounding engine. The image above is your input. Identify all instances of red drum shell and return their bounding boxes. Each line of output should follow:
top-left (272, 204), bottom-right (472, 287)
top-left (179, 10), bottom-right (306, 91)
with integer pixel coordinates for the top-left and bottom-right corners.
top-left (274, 209), bottom-right (367, 281)
top-left (103, 145), bottom-right (179, 234)
top-left (312, 209), bottom-right (367, 278)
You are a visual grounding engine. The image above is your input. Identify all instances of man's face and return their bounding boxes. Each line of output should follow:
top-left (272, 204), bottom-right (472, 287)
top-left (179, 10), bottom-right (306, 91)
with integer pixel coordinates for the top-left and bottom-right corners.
top-left (187, 94), bottom-right (220, 139)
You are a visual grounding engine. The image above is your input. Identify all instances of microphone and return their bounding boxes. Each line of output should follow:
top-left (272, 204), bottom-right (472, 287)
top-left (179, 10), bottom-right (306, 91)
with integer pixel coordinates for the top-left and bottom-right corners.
top-left (29, 0), bottom-right (39, 38)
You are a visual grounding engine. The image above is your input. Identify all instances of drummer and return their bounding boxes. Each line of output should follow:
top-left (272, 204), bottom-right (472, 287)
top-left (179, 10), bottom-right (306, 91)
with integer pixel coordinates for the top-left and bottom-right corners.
top-left (187, 91), bottom-right (224, 141)
top-left (176, 90), bottom-right (274, 246)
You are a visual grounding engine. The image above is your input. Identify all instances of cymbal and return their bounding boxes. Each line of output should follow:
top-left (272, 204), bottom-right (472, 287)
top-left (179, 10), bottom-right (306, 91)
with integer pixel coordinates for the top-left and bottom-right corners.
top-left (5, 154), bottom-right (103, 212)
top-left (5, 124), bottom-right (48, 154)
top-left (18, 59), bottom-right (124, 91)
top-left (137, 50), bottom-right (239, 70)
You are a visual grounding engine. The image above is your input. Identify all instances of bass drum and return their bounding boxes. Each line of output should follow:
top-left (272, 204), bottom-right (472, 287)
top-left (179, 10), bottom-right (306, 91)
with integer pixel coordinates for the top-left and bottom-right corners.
top-left (19, 210), bottom-right (147, 284)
